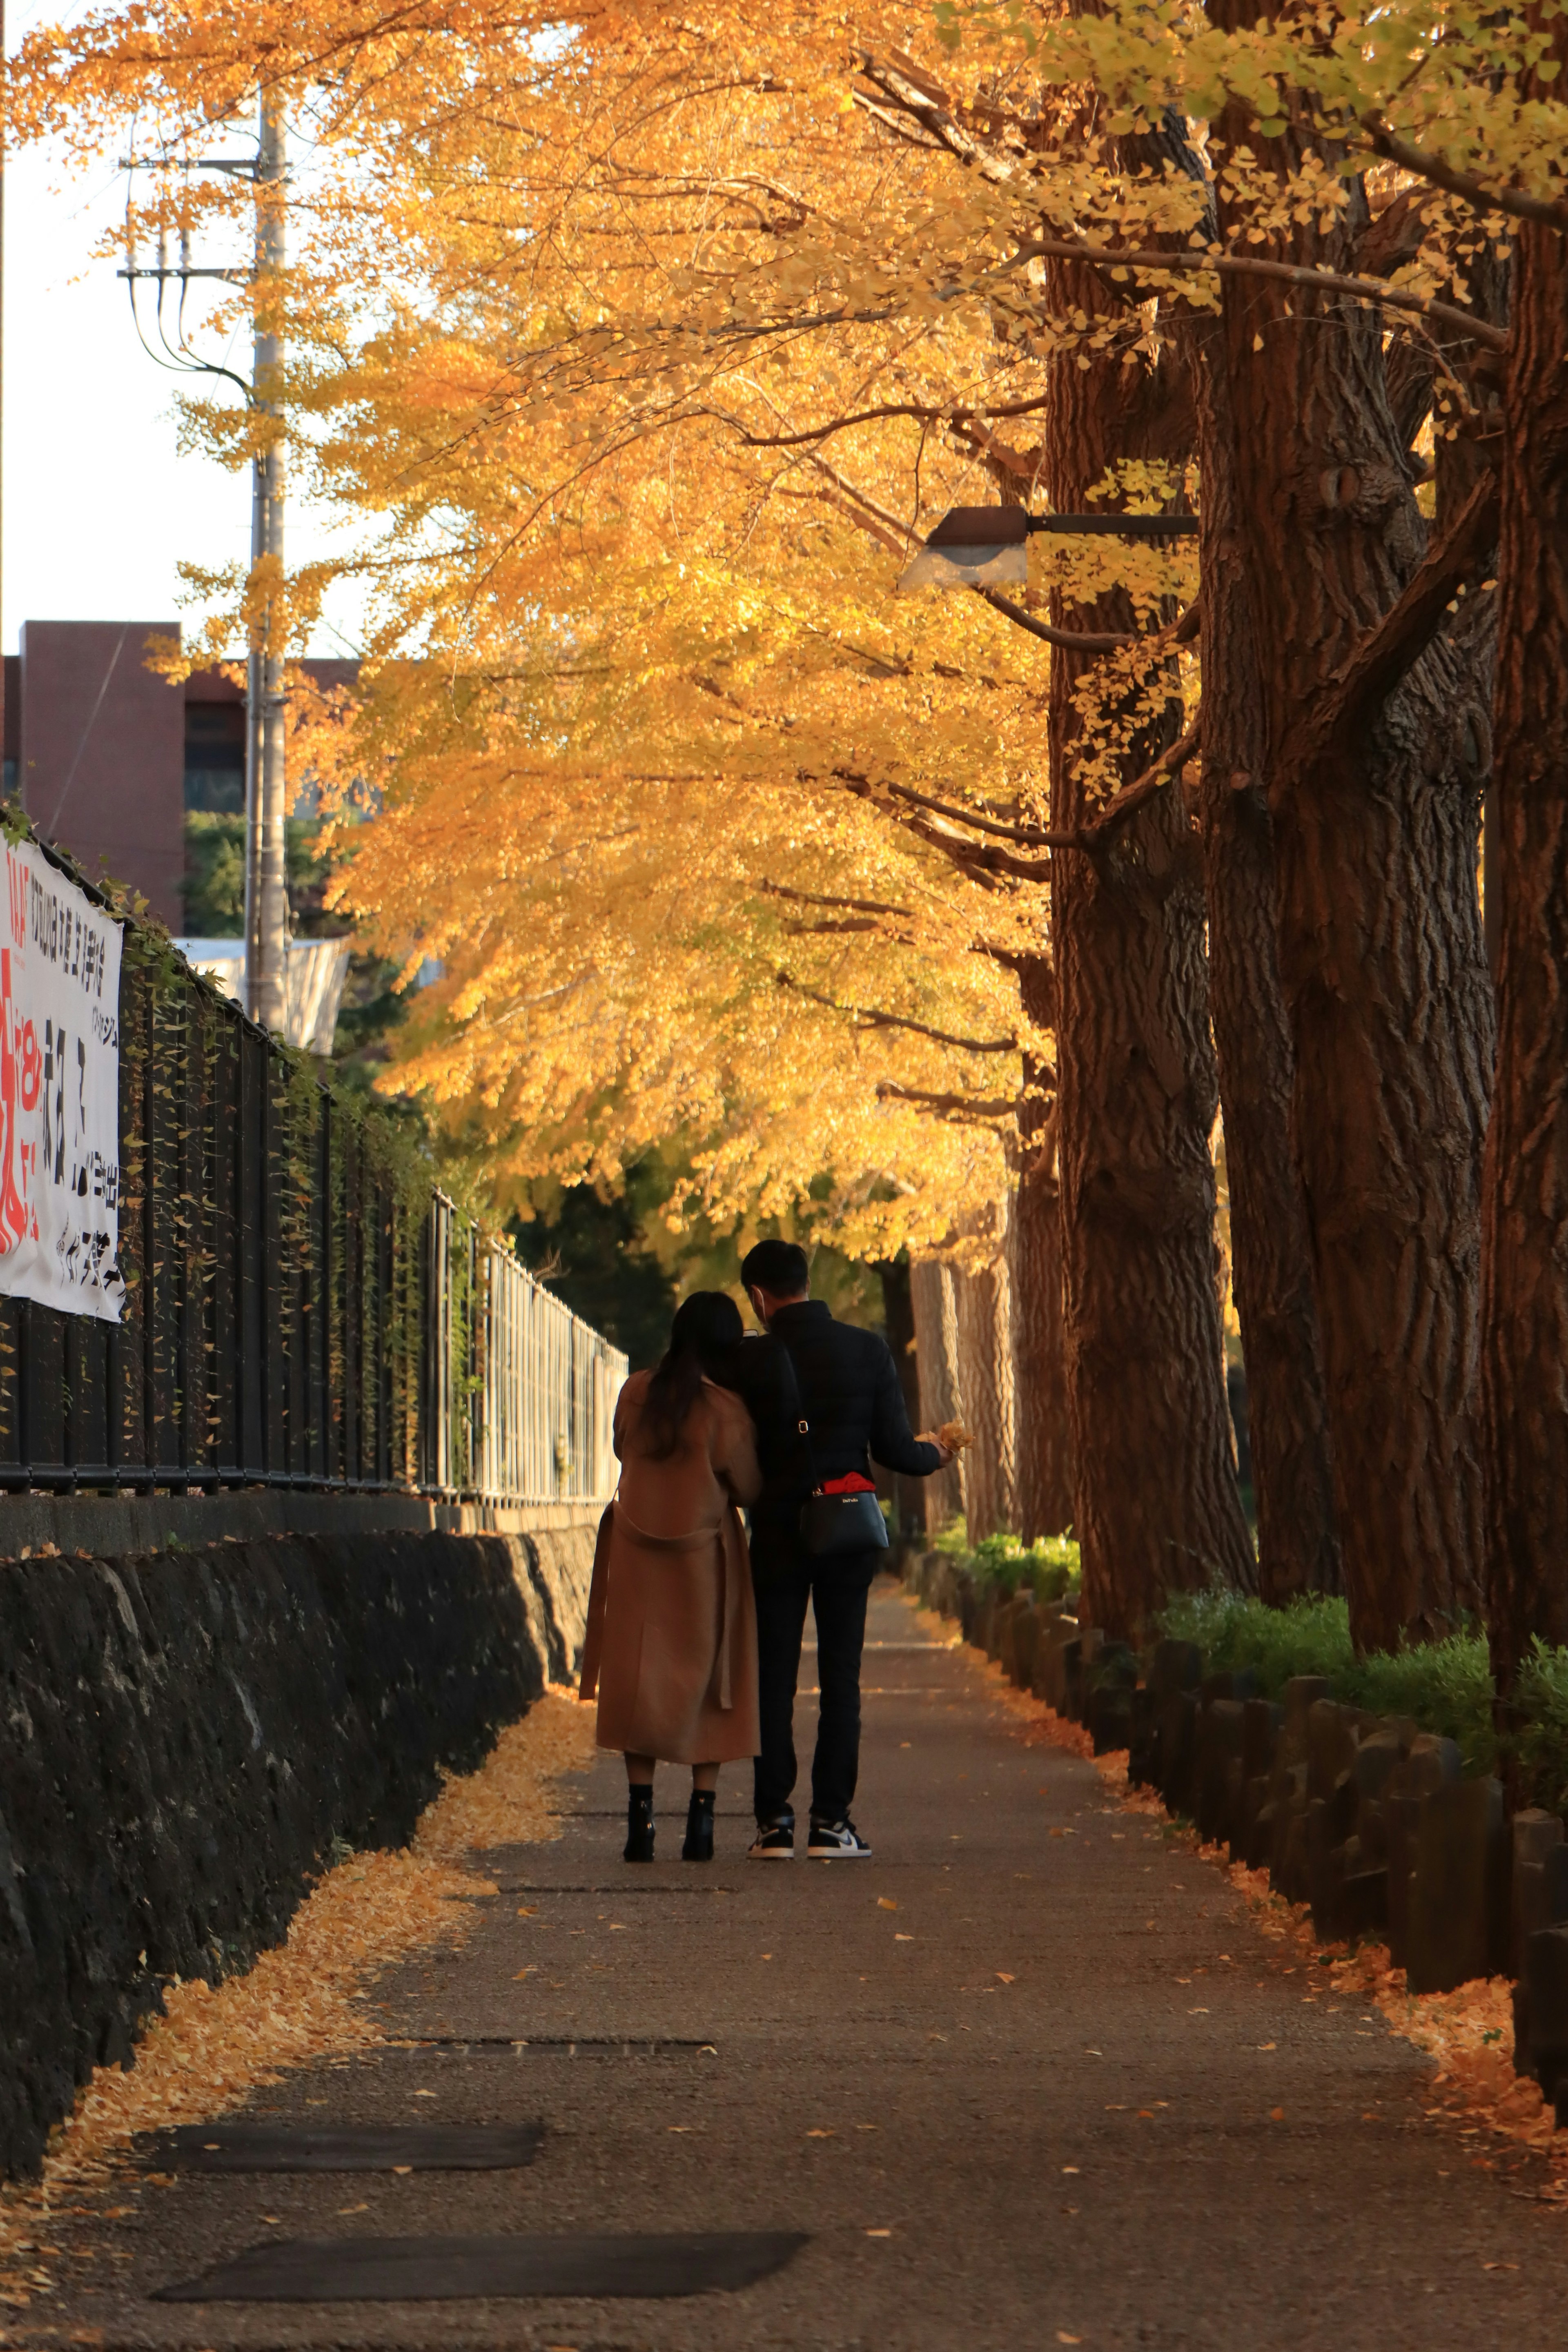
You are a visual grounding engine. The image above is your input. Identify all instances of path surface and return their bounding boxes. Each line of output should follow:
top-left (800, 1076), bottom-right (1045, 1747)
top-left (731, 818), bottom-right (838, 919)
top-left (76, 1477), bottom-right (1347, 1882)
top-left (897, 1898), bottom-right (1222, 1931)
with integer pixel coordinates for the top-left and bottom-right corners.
top-left (22, 1579), bottom-right (1568, 2349)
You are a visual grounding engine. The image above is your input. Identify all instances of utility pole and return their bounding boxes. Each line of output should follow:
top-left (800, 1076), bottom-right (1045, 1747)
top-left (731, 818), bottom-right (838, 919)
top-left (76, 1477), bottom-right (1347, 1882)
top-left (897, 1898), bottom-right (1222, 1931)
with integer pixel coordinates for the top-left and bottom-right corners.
top-left (120, 98), bottom-right (291, 1030)
top-left (243, 89), bottom-right (288, 1033)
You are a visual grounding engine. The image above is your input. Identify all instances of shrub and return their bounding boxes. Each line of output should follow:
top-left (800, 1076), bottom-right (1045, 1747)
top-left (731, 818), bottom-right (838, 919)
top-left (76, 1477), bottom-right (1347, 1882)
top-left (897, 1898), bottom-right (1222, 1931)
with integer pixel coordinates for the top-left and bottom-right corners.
top-left (969, 1530), bottom-right (1081, 1604)
top-left (1159, 1585), bottom-right (1568, 1805)
top-left (1159, 1588), bottom-right (1358, 1694)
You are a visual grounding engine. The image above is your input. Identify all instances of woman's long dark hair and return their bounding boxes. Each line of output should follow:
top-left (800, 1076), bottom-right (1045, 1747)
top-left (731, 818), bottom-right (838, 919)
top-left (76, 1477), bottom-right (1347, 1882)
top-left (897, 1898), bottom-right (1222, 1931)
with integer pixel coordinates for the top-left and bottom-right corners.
top-left (639, 1291), bottom-right (745, 1460)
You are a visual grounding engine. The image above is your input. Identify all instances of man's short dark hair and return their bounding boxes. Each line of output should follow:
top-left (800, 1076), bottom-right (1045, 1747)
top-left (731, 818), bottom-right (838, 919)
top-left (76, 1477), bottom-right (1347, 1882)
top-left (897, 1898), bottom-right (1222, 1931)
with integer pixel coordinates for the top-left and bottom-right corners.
top-left (741, 1239), bottom-right (810, 1297)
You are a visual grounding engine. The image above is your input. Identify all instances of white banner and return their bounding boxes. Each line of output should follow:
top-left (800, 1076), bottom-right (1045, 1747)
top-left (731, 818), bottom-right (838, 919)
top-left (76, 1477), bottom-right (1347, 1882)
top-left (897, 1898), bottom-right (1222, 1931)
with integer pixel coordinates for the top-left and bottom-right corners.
top-left (0, 839), bottom-right (125, 1321)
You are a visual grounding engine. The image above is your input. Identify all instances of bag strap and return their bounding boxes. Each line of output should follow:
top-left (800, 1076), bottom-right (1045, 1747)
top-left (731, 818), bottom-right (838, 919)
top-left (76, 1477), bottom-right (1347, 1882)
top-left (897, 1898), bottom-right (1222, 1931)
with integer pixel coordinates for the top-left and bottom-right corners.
top-left (769, 1334), bottom-right (821, 1494)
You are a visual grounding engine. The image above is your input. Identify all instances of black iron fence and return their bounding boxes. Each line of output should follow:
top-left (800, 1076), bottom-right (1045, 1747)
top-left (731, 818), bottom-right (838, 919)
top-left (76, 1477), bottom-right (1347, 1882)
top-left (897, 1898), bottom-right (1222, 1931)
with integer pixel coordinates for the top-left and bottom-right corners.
top-left (0, 893), bottom-right (625, 1501)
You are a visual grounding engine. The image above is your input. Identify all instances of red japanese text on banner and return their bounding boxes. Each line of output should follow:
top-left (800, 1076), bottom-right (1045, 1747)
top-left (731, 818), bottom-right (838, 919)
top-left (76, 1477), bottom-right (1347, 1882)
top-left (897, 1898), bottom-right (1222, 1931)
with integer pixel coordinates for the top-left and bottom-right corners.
top-left (0, 839), bottom-right (125, 1321)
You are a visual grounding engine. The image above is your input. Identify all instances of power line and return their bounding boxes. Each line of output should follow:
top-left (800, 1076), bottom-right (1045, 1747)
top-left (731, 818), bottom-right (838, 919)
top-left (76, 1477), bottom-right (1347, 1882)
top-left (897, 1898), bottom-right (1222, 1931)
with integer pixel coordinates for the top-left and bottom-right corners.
top-left (118, 101), bottom-right (290, 1031)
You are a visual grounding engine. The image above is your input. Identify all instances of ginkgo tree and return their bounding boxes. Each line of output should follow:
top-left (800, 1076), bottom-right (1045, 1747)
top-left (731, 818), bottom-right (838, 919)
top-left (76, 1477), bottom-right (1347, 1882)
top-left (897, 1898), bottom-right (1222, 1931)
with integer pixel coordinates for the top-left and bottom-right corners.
top-left (13, 0), bottom-right (1568, 1655)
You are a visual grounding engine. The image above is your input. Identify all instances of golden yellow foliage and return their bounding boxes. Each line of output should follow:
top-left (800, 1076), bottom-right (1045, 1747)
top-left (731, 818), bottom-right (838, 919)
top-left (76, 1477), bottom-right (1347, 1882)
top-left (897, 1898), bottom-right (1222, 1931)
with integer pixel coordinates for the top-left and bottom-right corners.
top-left (9, 0), bottom-right (1554, 1245)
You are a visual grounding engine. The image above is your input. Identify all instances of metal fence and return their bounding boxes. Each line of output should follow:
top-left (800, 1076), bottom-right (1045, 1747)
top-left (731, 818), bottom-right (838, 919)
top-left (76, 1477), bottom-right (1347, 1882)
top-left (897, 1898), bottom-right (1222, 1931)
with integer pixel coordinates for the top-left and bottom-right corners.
top-left (0, 907), bottom-right (627, 1502)
top-left (422, 1194), bottom-right (623, 1505)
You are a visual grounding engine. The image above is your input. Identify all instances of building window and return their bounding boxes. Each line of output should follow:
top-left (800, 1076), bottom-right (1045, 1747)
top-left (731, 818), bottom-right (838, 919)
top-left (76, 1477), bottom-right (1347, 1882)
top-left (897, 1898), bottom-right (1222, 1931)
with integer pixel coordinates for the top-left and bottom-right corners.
top-left (184, 702), bottom-right (246, 814)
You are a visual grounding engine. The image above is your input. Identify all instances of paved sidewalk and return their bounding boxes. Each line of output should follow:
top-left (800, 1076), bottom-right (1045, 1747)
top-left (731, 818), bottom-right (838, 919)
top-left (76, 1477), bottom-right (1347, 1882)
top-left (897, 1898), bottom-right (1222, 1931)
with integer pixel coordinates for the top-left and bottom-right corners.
top-left (18, 1579), bottom-right (1568, 2349)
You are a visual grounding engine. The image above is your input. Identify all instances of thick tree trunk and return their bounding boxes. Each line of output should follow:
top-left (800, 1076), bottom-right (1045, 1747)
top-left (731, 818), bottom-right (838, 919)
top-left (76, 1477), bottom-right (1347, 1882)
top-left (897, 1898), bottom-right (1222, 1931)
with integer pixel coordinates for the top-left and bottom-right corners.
top-left (875, 1256), bottom-right (926, 1544)
top-left (1214, 98), bottom-right (1494, 1650)
top-left (1009, 956), bottom-right (1075, 1540)
top-left (1046, 239), bottom-right (1256, 1640)
top-left (1189, 316), bottom-right (1343, 1603)
top-left (1008, 1151), bottom-right (1075, 1541)
top-left (1481, 24), bottom-right (1568, 1688)
top-left (953, 1238), bottom-right (1016, 1542)
top-left (909, 1255), bottom-right (964, 1535)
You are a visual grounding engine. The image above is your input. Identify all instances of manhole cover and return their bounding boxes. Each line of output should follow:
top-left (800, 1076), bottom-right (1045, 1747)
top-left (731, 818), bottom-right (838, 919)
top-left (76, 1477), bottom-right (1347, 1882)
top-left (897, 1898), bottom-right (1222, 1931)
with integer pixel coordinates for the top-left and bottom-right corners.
top-left (413, 2037), bottom-right (715, 2056)
top-left (142, 2123), bottom-right (543, 2173)
top-left (498, 1884), bottom-right (740, 1896)
top-left (155, 2230), bottom-right (807, 2302)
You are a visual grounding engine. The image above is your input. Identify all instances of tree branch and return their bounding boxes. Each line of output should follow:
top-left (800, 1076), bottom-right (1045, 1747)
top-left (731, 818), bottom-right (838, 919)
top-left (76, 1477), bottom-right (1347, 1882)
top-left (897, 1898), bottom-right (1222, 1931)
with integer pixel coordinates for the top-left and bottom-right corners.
top-left (1310, 473), bottom-right (1500, 765)
top-left (720, 388), bottom-right (1054, 450)
top-left (876, 722), bottom-right (1200, 853)
top-left (1360, 117), bottom-right (1568, 234)
top-left (760, 881), bottom-right (911, 920)
top-left (976, 584), bottom-right (1136, 654)
top-left (776, 971), bottom-right (1018, 1053)
top-left (883, 779), bottom-right (1058, 847)
top-left (875, 1079), bottom-right (1018, 1123)
top-left (1082, 722), bottom-right (1202, 840)
top-left (1020, 237), bottom-right (1510, 351)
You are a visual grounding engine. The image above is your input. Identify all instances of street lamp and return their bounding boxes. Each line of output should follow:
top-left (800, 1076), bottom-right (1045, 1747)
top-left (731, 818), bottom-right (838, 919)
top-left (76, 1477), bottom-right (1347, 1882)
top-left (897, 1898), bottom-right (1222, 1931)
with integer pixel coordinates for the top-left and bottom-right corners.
top-left (895, 504), bottom-right (1199, 593)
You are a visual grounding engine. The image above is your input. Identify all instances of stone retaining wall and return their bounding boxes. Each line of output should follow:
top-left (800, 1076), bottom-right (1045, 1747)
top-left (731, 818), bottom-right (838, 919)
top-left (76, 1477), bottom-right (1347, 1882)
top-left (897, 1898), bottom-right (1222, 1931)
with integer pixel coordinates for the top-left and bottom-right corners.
top-left (905, 1548), bottom-right (1568, 2131)
top-left (0, 1520), bottom-right (598, 2182)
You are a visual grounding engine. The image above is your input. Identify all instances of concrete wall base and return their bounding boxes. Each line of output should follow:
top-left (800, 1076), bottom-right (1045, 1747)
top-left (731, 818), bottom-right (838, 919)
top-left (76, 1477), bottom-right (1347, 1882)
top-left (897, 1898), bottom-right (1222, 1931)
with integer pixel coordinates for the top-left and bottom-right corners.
top-left (0, 1517), bottom-right (599, 2183)
top-left (0, 1489), bottom-right (606, 1563)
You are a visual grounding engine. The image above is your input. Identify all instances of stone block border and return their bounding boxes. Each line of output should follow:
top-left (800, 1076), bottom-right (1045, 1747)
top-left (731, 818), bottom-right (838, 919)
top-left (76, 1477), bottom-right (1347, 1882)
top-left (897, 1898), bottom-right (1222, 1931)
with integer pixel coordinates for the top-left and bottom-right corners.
top-left (903, 1547), bottom-right (1568, 2123)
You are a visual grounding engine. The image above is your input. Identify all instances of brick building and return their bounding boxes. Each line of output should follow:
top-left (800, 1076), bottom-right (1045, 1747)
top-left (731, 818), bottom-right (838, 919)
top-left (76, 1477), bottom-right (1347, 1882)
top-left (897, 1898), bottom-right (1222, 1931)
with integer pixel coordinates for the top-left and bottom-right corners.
top-left (2, 622), bottom-right (356, 928)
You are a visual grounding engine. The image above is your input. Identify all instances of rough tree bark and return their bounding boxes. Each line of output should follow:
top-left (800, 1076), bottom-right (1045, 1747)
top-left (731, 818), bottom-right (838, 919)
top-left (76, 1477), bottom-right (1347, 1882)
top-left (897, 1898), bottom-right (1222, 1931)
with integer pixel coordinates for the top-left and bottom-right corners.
top-left (909, 1255), bottom-right (964, 1534)
top-left (1045, 213), bottom-right (1256, 1639)
top-left (875, 1256), bottom-right (926, 1543)
top-left (1212, 58), bottom-right (1495, 1650)
top-left (1008, 955), bottom-right (1076, 1539)
top-left (952, 1239), bottom-right (1017, 1541)
top-left (1481, 6), bottom-right (1568, 1690)
top-left (1189, 313), bottom-right (1343, 1602)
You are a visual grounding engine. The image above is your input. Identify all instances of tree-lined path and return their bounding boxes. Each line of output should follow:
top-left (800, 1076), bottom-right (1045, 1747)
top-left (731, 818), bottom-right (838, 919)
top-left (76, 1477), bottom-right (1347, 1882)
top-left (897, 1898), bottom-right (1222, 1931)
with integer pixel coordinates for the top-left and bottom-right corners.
top-left (16, 1584), bottom-right (1568, 2350)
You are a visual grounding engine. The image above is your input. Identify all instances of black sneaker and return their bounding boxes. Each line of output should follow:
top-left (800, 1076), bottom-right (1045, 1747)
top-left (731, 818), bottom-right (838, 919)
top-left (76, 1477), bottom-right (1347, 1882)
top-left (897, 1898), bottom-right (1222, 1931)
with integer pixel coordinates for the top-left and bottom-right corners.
top-left (807, 1817), bottom-right (872, 1858)
top-left (748, 1813), bottom-right (795, 1860)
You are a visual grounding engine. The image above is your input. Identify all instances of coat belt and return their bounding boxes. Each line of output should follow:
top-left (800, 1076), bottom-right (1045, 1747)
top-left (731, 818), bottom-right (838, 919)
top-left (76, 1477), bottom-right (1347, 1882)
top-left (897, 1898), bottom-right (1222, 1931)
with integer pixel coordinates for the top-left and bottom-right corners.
top-left (612, 1500), bottom-right (724, 1551)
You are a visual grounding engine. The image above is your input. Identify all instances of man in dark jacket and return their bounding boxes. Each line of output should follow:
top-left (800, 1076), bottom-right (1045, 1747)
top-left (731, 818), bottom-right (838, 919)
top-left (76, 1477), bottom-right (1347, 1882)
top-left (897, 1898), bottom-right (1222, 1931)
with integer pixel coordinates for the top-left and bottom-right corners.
top-left (732, 1239), bottom-right (953, 1860)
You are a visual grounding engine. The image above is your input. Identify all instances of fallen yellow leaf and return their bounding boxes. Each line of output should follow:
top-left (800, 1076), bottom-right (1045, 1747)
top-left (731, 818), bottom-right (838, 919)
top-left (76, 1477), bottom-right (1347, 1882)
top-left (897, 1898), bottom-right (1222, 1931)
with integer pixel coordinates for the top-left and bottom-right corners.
top-left (878, 1897), bottom-right (898, 1912)
top-left (996, 1973), bottom-right (1016, 1984)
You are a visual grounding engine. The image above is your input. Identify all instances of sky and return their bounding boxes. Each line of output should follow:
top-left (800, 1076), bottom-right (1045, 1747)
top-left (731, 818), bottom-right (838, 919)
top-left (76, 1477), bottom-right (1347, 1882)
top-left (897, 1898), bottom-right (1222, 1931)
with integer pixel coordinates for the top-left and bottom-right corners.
top-left (4, 134), bottom-right (363, 659)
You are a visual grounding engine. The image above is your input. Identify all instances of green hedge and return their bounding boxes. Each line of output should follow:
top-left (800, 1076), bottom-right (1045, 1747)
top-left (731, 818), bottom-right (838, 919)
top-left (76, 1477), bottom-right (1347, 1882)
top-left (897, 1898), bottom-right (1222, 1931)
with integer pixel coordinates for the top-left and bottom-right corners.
top-left (1158, 1587), bottom-right (1568, 1814)
top-left (932, 1520), bottom-right (1082, 1606)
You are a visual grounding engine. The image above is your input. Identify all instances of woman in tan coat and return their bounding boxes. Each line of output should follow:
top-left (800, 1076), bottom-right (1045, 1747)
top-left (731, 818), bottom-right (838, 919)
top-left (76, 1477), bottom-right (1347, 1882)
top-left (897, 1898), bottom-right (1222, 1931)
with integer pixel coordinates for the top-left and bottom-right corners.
top-left (579, 1292), bottom-right (762, 1863)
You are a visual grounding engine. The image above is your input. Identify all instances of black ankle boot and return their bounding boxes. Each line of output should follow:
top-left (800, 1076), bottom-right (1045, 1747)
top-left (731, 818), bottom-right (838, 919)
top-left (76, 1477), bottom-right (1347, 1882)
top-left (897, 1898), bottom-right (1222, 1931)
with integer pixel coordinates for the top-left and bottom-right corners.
top-left (682, 1789), bottom-right (716, 1862)
top-left (625, 1784), bottom-right (655, 1864)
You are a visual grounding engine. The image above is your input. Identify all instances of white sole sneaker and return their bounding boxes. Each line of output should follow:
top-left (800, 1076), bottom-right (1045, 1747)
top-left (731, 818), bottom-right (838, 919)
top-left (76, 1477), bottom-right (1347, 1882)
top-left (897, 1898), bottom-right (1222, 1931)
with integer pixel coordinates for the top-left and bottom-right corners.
top-left (748, 1826), bottom-right (795, 1860)
top-left (806, 1823), bottom-right (873, 1858)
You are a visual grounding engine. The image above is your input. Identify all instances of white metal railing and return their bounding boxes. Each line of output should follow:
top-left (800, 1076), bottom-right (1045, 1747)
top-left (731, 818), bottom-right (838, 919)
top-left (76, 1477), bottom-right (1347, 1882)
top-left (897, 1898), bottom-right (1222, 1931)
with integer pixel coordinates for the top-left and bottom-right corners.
top-left (424, 1197), bottom-right (626, 1504)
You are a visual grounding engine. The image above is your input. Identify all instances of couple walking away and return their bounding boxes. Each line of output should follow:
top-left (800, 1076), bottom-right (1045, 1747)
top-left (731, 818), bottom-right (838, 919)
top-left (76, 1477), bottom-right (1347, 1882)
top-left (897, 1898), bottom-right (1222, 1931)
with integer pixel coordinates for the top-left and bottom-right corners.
top-left (578, 1240), bottom-right (956, 1862)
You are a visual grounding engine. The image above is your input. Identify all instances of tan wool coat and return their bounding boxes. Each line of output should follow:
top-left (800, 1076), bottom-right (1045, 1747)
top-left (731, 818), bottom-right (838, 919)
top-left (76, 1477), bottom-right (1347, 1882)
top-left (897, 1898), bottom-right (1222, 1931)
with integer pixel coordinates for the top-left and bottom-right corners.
top-left (578, 1371), bottom-right (762, 1764)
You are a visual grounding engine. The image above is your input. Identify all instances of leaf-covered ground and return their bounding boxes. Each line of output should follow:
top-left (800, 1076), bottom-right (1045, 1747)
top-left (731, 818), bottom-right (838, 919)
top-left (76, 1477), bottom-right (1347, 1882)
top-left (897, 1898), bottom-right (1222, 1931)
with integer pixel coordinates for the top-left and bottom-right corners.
top-left (941, 1612), bottom-right (1568, 2201)
top-left (0, 1690), bottom-right (598, 2311)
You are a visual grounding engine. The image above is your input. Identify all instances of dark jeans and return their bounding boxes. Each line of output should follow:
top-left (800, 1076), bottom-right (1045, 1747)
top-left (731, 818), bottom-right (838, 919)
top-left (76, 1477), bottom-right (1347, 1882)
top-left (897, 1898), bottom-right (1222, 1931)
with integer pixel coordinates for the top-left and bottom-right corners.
top-left (752, 1548), bottom-right (878, 1825)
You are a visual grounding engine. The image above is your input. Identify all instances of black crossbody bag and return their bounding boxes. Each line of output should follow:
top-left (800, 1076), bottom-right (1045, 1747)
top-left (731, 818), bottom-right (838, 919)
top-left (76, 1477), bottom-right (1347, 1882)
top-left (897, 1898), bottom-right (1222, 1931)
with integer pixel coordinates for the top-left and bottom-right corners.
top-left (773, 1339), bottom-right (890, 1560)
